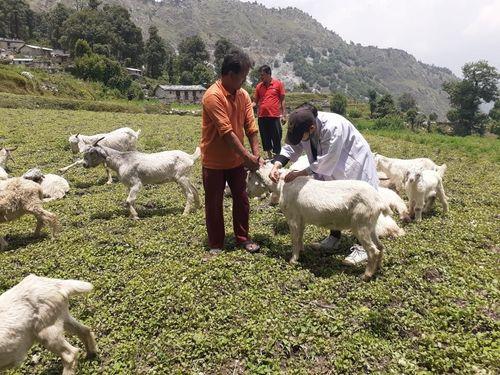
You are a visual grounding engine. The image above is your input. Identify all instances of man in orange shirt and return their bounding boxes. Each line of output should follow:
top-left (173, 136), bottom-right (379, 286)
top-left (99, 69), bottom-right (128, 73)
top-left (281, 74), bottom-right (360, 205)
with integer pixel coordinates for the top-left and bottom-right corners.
top-left (201, 48), bottom-right (263, 253)
top-left (253, 65), bottom-right (287, 159)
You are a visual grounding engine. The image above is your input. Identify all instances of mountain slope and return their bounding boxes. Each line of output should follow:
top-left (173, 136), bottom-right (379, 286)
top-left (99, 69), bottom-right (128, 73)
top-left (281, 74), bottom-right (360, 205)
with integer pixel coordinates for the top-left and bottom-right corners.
top-left (27, 0), bottom-right (456, 118)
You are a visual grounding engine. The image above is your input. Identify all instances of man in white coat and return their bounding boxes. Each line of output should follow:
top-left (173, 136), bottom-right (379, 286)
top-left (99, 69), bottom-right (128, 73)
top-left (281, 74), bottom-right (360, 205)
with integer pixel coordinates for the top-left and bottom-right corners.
top-left (269, 103), bottom-right (379, 266)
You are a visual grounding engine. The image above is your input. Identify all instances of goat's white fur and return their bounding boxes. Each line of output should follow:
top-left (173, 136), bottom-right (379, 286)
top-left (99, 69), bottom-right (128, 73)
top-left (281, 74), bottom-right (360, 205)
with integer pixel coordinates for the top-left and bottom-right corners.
top-left (374, 153), bottom-right (446, 192)
top-left (0, 178), bottom-right (60, 250)
top-left (82, 145), bottom-right (201, 219)
top-left (23, 168), bottom-right (70, 202)
top-left (0, 167), bottom-right (8, 181)
top-left (404, 168), bottom-right (448, 221)
top-left (248, 163), bottom-right (391, 280)
top-left (0, 274), bottom-right (97, 374)
top-left (60, 127), bottom-right (140, 184)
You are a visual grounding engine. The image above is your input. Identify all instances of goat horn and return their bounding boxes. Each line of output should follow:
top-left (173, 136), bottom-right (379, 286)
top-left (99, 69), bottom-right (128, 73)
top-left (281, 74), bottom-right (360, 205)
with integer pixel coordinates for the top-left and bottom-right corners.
top-left (75, 133), bottom-right (80, 138)
top-left (6, 146), bottom-right (17, 151)
top-left (93, 137), bottom-right (105, 146)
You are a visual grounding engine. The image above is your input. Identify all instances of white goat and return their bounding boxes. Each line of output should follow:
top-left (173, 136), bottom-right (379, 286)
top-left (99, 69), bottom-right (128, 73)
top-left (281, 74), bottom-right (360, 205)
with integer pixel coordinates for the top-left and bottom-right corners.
top-left (0, 146), bottom-right (16, 169)
top-left (374, 153), bottom-right (446, 192)
top-left (60, 127), bottom-right (141, 184)
top-left (404, 168), bottom-right (448, 221)
top-left (82, 141), bottom-right (201, 219)
top-left (23, 168), bottom-right (70, 202)
top-left (0, 177), bottom-right (60, 250)
top-left (0, 274), bottom-right (97, 374)
top-left (248, 162), bottom-right (391, 280)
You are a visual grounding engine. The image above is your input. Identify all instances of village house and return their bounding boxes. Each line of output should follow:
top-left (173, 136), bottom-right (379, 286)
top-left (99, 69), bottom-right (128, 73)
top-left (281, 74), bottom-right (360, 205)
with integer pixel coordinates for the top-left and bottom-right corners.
top-left (0, 38), bottom-right (25, 51)
top-left (154, 84), bottom-right (206, 104)
top-left (125, 67), bottom-right (143, 78)
top-left (17, 44), bottom-right (53, 58)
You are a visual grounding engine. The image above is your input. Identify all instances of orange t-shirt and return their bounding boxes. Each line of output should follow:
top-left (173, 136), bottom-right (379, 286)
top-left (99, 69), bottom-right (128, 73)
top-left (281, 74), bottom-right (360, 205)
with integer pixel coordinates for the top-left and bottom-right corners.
top-left (200, 80), bottom-right (258, 169)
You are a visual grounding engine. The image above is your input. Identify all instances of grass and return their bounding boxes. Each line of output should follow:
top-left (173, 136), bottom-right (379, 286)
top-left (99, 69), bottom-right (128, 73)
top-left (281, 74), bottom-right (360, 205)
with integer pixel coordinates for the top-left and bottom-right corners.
top-left (0, 108), bottom-right (499, 374)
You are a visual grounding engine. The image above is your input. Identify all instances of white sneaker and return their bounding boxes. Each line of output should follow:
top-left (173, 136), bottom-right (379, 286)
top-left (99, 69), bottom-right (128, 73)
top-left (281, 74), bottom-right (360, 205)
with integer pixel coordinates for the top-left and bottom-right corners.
top-left (209, 248), bottom-right (223, 254)
top-left (314, 235), bottom-right (341, 251)
top-left (342, 244), bottom-right (368, 266)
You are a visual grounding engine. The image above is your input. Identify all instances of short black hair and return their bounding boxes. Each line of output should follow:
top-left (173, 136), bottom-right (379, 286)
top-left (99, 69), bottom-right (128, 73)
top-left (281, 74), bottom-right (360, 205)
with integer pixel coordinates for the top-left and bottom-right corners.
top-left (259, 64), bottom-right (271, 75)
top-left (221, 48), bottom-right (254, 76)
top-left (286, 107), bottom-right (316, 145)
top-left (295, 102), bottom-right (318, 117)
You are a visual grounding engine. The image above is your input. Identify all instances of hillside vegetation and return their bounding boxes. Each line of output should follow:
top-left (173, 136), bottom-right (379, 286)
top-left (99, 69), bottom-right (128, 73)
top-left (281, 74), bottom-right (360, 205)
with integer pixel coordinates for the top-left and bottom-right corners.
top-left (1, 107), bottom-right (498, 374)
top-left (26, 0), bottom-right (457, 118)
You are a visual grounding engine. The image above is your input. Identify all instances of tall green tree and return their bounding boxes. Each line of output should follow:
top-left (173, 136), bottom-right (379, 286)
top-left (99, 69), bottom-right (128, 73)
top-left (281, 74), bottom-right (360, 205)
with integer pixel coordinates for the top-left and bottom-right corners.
top-left (398, 92), bottom-right (417, 112)
top-left (46, 3), bottom-right (73, 49)
top-left (443, 61), bottom-right (499, 135)
top-left (144, 26), bottom-right (168, 79)
top-left (368, 89), bottom-right (377, 118)
top-left (213, 38), bottom-right (234, 76)
top-left (375, 94), bottom-right (397, 118)
top-left (0, 0), bottom-right (34, 39)
top-left (330, 92), bottom-right (347, 115)
top-left (175, 35), bottom-right (213, 85)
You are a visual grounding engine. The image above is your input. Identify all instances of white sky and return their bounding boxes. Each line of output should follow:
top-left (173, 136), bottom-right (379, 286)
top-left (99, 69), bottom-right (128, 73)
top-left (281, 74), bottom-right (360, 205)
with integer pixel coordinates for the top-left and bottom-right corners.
top-left (241, 0), bottom-right (500, 77)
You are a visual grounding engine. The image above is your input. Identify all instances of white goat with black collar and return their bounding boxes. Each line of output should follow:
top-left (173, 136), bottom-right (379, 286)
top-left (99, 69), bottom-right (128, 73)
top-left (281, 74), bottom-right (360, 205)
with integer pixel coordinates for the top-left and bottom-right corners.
top-left (82, 140), bottom-right (201, 219)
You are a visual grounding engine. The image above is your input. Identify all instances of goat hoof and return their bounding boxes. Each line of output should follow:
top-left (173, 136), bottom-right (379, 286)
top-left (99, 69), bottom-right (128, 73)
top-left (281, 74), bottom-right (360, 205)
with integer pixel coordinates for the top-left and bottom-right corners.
top-left (289, 258), bottom-right (299, 265)
top-left (361, 273), bottom-right (373, 282)
top-left (130, 216), bottom-right (139, 221)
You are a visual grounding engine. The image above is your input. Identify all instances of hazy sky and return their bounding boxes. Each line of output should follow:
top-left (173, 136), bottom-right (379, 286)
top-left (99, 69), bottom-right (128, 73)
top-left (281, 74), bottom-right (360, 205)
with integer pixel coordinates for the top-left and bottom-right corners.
top-left (241, 0), bottom-right (500, 77)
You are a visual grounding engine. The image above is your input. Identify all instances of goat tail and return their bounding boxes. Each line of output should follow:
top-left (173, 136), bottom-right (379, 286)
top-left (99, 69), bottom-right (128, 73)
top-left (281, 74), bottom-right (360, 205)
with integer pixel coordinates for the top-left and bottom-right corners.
top-left (437, 164), bottom-right (447, 178)
top-left (191, 146), bottom-right (201, 161)
top-left (59, 279), bottom-right (93, 297)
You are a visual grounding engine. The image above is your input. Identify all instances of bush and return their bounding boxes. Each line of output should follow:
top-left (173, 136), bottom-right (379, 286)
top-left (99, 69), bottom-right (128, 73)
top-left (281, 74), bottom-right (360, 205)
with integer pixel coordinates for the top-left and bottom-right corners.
top-left (348, 109), bottom-right (362, 118)
top-left (330, 92), bottom-right (347, 115)
top-left (373, 114), bottom-right (406, 130)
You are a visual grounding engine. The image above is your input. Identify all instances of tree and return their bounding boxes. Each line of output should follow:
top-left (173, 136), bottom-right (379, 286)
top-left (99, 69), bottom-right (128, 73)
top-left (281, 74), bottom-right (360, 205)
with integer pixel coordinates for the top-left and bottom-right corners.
top-left (0, 0), bottom-right (34, 39)
top-left (330, 92), bottom-right (347, 115)
top-left (46, 3), bottom-right (73, 49)
top-left (443, 60), bottom-right (499, 135)
top-left (177, 35), bottom-right (209, 72)
top-left (375, 94), bottom-right (397, 118)
top-left (398, 92), bottom-right (417, 112)
top-left (213, 38), bottom-right (234, 76)
top-left (368, 89), bottom-right (377, 118)
top-left (144, 26), bottom-right (168, 79)
top-left (74, 38), bottom-right (91, 57)
top-left (406, 108), bottom-right (418, 131)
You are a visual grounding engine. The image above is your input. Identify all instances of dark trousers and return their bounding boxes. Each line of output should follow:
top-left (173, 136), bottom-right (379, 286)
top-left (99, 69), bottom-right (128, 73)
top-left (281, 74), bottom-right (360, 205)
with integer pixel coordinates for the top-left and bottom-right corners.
top-left (202, 165), bottom-right (249, 249)
top-left (258, 117), bottom-right (282, 154)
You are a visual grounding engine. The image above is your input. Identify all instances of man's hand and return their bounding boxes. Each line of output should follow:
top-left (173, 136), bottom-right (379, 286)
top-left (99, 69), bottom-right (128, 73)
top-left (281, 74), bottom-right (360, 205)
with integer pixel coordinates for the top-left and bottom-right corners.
top-left (269, 165), bottom-right (281, 183)
top-left (281, 115), bottom-right (287, 125)
top-left (244, 154), bottom-right (261, 171)
top-left (284, 169), bottom-right (307, 183)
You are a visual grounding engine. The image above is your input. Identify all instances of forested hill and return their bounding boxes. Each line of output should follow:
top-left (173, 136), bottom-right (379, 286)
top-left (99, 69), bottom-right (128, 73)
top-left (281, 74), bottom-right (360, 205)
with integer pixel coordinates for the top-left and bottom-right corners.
top-left (27, 0), bottom-right (456, 118)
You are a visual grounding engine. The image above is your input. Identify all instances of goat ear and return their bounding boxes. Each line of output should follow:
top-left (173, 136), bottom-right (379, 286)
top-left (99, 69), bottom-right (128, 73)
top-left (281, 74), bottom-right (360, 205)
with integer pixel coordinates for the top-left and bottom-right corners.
top-left (403, 171), bottom-right (410, 183)
top-left (93, 137), bottom-right (105, 146)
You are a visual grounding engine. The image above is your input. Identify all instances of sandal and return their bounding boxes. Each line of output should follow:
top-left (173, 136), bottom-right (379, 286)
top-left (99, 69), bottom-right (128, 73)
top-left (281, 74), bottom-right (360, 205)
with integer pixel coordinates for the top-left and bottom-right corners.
top-left (239, 240), bottom-right (260, 253)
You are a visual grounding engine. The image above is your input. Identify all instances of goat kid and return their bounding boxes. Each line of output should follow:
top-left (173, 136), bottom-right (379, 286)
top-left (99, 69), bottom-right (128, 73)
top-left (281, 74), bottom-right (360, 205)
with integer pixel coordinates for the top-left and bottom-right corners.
top-left (82, 141), bottom-right (201, 219)
top-left (404, 168), bottom-right (448, 221)
top-left (0, 274), bottom-right (97, 374)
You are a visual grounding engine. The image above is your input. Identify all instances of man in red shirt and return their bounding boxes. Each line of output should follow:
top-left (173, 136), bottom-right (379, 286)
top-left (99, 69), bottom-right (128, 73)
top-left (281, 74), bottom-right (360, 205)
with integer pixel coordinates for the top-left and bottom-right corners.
top-left (253, 65), bottom-right (287, 159)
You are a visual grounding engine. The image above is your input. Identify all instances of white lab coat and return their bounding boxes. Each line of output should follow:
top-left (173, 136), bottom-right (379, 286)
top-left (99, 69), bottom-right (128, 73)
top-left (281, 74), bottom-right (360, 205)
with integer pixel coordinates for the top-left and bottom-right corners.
top-left (280, 111), bottom-right (379, 189)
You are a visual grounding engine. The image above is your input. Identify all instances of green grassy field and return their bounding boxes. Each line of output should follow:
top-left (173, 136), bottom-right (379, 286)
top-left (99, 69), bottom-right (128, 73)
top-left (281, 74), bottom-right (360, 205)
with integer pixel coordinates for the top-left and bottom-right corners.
top-left (0, 108), bottom-right (498, 374)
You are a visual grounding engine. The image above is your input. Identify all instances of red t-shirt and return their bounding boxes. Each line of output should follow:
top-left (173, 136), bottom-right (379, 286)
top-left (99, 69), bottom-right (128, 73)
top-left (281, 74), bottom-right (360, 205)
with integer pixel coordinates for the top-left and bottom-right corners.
top-left (255, 78), bottom-right (285, 118)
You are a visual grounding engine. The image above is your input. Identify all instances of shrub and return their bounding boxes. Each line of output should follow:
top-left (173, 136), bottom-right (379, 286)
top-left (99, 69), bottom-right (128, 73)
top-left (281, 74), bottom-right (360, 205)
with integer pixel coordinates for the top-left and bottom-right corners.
top-left (348, 109), bottom-right (362, 118)
top-left (373, 114), bottom-right (406, 130)
top-left (330, 92), bottom-right (347, 115)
